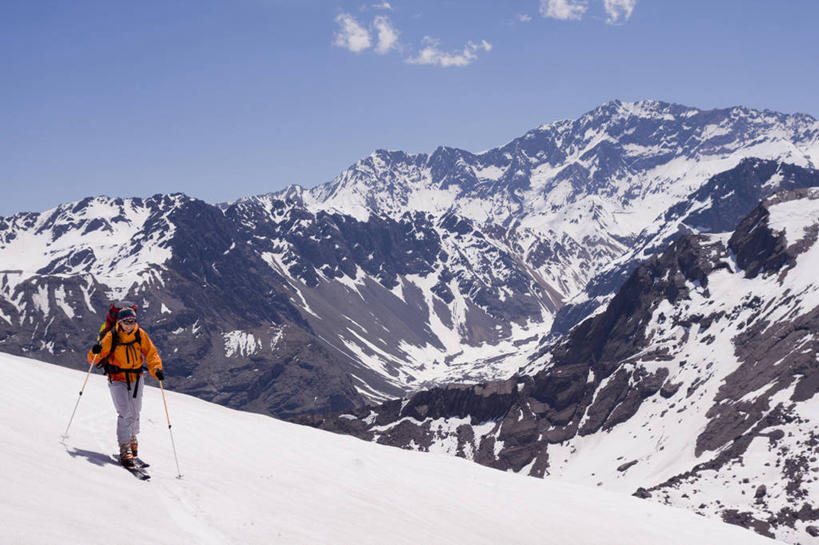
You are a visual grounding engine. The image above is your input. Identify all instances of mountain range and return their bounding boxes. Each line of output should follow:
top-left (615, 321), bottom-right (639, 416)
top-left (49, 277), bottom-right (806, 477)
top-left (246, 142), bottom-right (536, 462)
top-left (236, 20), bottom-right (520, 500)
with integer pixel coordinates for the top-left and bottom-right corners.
top-left (1, 99), bottom-right (819, 542)
top-left (1, 100), bottom-right (817, 417)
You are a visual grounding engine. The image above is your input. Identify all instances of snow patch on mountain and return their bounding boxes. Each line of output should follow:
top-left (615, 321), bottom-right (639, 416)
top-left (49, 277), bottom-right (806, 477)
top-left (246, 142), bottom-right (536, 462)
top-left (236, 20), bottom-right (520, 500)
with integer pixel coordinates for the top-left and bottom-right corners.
top-left (223, 330), bottom-right (262, 358)
top-left (767, 191), bottom-right (819, 245)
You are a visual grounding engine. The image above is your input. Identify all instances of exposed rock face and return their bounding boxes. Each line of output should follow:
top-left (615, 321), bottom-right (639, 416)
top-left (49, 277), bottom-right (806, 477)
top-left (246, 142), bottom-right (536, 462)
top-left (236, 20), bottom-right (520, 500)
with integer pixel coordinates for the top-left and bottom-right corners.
top-left (296, 189), bottom-right (819, 544)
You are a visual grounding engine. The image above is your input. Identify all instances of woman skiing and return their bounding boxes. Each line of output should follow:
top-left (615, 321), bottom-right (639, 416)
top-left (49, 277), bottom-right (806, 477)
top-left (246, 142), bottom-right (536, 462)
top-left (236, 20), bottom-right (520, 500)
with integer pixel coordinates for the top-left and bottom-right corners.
top-left (88, 307), bottom-right (164, 467)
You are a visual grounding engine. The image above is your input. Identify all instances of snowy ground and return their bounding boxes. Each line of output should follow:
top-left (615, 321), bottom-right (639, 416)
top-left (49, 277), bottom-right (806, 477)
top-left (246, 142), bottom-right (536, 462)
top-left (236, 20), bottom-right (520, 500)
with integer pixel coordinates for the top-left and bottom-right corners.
top-left (0, 352), bottom-right (784, 545)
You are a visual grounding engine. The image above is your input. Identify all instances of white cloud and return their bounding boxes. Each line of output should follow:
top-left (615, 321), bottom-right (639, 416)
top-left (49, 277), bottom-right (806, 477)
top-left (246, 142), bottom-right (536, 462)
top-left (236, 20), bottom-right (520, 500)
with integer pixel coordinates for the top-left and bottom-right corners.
top-left (603, 0), bottom-right (636, 24)
top-left (406, 37), bottom-right (492, 68)
top-left (333, 8), bottom-right (490, 67)
top-left (373, 15), bottom-right (399, 54)
top-left (539, 0), bottom-right (588, 21)
top-left (518, 13), bottom-right (533, 23)
top-left (333, 13), bottom-right (371, 53)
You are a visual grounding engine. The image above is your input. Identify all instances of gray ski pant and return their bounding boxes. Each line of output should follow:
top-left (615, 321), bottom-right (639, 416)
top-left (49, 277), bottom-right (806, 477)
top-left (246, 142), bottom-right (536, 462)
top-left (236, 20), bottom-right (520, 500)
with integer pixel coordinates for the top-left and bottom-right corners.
top-left (109, 378), bottom-right (143, 446)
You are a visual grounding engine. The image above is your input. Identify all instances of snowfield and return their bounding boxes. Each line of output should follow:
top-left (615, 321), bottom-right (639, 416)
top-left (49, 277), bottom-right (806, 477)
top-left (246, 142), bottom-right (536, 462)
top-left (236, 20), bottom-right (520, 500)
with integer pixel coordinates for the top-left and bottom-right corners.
top-left (0, 352), bottom-right (784, 545)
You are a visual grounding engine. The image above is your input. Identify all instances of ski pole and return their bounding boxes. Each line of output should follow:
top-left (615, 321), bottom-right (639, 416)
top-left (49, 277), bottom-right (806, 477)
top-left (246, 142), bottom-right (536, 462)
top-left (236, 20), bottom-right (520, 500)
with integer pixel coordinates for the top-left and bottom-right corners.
top-left (159, 380), bottom-right (183, 479)
top-left (61, 354), bottom-right (100, 440)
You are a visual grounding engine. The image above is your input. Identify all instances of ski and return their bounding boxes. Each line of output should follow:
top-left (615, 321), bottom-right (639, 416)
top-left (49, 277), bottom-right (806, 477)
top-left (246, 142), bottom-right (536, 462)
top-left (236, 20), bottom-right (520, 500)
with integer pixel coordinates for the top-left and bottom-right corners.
top-left (112, 455), bottom-right (151, 480)
top-left (124, 465), bottom-right (151, 480)
top-left (133, 457), bottom-right (150, 469)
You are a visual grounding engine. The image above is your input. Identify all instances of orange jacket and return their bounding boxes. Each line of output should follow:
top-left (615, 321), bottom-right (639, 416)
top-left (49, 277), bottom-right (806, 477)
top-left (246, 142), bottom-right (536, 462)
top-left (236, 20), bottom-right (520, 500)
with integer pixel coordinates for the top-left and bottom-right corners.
top-left (87, 324), bottom-right (163, 382)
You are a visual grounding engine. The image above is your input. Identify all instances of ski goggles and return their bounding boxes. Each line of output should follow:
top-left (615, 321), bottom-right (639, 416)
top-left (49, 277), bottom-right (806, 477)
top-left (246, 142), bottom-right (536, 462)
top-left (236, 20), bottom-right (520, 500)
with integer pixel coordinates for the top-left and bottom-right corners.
top-left (120, 318), bottom-right (137, 325)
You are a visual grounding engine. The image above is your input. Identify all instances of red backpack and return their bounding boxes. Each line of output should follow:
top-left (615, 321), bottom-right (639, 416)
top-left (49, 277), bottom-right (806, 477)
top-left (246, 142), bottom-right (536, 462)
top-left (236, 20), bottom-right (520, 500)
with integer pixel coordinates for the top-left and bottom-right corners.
top-left (98, 301), bottom-right (138, 342)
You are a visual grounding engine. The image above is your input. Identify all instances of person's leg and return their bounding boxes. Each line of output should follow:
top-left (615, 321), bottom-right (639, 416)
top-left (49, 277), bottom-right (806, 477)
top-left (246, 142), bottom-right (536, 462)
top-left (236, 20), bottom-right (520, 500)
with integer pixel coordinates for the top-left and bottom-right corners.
top-left (129, 377), bottom-right (144, 456)
top-left (109, 381), bottom-right (133, 447)
top-left (109, 380), bottom-right (138, 463)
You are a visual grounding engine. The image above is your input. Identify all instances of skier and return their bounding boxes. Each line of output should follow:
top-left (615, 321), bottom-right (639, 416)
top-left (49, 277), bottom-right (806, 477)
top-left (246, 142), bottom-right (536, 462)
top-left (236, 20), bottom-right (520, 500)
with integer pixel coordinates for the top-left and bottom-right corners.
top-left (88, 307), bottom-right (165, 467)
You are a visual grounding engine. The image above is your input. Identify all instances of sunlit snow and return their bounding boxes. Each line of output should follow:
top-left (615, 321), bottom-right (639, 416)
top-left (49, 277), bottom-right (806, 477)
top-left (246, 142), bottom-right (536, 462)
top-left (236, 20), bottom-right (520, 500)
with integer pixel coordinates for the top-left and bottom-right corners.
top-left (0, 353), bottom-right (785, 545)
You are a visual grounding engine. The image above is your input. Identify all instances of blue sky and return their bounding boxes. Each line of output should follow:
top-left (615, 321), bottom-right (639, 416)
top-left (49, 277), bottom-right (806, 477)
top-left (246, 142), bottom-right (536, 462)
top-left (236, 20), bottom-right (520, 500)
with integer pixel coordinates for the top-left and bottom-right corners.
top-left (1, 0), bottom-right (817, 216)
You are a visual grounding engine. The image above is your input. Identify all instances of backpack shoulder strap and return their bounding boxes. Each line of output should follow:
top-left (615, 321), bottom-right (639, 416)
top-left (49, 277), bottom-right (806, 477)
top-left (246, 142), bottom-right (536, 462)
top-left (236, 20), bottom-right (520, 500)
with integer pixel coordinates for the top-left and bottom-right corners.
top-left (108, 327), bottom-right (120, 360)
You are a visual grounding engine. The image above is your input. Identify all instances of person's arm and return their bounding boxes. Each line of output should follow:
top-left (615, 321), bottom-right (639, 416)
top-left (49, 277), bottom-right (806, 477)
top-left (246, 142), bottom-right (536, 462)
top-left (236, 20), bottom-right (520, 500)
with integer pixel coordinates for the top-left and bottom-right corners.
top-left (87, 330), bottom-right (113, 364)
top-left (140, 330), bottom-right (164, 380)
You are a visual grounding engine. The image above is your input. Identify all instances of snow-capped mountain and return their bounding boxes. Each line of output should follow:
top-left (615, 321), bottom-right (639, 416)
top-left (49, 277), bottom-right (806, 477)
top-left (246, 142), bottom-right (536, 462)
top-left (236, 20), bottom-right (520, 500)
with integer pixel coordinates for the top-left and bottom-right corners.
top-left (298, 99), bottom-right (819, 307)
top-left (298, 189), bottom-right (819, 544)
top-left (0, 194), bottom-right (367, 418)
top-left (307, 101), bottom-right (818, 224)
top-left (230, 101), bottom-right (819, 396)
top-left (1, 100), bottom-right (818, 420)
top-left (0, 194), bottom-right (179, 294)
top-left (1, 352), bottom-right (784, 545)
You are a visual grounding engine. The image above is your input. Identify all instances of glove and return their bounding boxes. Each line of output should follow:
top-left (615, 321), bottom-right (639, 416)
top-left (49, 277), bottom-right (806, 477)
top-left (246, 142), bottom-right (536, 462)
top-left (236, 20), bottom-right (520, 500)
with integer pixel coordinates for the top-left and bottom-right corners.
top-left (155, 369), bottom-right (165, 381)
top-left (91, 343), bottom-right (102, 354)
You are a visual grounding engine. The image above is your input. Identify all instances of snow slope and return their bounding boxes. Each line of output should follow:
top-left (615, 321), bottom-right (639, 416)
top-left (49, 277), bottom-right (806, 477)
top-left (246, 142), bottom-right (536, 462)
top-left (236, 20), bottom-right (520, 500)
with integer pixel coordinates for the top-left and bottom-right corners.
top-left (0, 352), bottom-right (782, 545)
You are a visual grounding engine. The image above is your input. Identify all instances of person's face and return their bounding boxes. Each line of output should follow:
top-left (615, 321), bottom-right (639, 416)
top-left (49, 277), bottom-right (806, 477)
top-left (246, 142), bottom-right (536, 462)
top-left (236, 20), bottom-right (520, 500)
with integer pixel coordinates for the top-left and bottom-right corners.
top-left (120, 319), bottom-right (137, 332)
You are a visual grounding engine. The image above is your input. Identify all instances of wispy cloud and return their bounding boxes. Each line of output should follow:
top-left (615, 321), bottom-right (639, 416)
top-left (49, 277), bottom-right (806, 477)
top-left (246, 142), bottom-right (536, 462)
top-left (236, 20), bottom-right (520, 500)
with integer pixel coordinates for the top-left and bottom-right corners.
top-left (518, 13), bottom-right (533, 23)
top-left (373, 15), bottom-right (399, 54)
top-left (333, 6), bottom-right (491, 68)
top-left (603, 0), bottom-right (636, 24)
top-left (539, 0), bottom-right (588, 21)
top-left (406, 37), bottom-right (492, 68)
top-left (540, 0), bottom-right (637, 24)
top-left (333, 14), bottom-right (371, 53)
